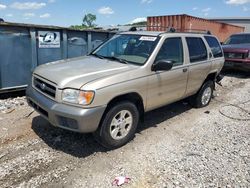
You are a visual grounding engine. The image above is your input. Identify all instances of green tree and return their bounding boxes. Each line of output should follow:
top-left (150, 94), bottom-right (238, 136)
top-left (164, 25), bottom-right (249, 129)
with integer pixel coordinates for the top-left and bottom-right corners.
top-left (82, 13), bottom-right (96, 27)
top-left (70, 25), bottom-right (88, 30)
top-left (70, 13), bottom-right (97, 30)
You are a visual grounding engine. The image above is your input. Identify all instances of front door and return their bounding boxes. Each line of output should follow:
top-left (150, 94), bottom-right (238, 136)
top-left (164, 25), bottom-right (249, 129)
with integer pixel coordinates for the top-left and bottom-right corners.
top-left (146, 37), bottom-right (188, 111)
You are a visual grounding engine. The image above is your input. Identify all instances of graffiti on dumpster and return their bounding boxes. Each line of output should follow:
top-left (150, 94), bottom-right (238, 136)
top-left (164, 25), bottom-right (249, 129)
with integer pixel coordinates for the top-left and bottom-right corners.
top-left (38, 31), bottom-right (60, 48)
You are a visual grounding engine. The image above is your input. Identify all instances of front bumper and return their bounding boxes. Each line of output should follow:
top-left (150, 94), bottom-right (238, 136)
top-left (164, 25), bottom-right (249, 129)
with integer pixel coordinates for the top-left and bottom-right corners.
top-left (223, 59), bottom-right (250, 72)
top-left (26, 86), bottom-right (106, 133)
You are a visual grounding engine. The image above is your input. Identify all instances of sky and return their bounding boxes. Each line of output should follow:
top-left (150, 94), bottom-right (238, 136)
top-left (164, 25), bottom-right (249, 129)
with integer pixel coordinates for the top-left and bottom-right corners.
top-left (0, 0), bottom-right (250, 27)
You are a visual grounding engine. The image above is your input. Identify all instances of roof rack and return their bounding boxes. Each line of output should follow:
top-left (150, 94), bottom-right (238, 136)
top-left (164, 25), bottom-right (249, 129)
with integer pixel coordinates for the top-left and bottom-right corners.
top-left (124, 25), bottom-right (212, 35)
top-left (129, 26), bottom-right (137, 31)
top-left (166, 27), bottom-right (176, 33)
top-left (179, 28), bottom-right (212, 35)
top-left (146, 26), bottom-right (212, 35)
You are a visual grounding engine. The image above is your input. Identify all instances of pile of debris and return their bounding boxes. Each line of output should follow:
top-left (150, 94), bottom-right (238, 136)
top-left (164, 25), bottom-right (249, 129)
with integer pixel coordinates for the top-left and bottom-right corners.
top-left (0, 96), bottom-right (27, 113)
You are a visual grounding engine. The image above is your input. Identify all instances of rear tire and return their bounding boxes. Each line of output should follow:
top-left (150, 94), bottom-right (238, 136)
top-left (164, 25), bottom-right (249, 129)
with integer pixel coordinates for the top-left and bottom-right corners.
top-left (93, 101), bottom-right (139, 149)
top-left (189, 81), bottom-right (214, 108)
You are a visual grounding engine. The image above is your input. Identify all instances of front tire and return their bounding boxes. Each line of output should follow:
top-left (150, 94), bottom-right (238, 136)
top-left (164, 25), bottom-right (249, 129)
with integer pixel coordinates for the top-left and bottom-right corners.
top-left (94, 101), bottom-right (139, 149)
top-left (189, 81), bottom-right (214, 108)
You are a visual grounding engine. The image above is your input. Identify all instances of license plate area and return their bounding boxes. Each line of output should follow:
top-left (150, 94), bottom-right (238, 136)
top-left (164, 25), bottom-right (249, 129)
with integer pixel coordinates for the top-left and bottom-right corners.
top-left (225, 61), bottom-right (234, 67)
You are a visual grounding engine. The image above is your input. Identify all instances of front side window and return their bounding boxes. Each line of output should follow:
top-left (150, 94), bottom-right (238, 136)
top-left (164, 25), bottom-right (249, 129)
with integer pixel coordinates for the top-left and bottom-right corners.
top-left (92, 34), bottom-right (159, 65)
top-left (155, 37), bottom-right (183, 67)
top-left (204, 36), bottom-right (223, 58)
top-left (186, 37), bottom-right (208, 63)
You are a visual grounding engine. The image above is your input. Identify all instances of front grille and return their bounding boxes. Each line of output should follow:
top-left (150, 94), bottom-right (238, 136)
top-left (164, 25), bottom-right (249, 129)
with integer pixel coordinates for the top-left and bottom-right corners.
top-left (224, 52), bottom-right (244, 59)
top-left (33, 77), bottom-right (56, 98)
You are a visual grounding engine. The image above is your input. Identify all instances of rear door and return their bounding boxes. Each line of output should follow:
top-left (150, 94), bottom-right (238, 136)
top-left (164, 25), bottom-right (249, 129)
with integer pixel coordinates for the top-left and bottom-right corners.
top-left (185, 37), bottom-right (212, 96)
top-left (204, 36), bottom-right (224, 72)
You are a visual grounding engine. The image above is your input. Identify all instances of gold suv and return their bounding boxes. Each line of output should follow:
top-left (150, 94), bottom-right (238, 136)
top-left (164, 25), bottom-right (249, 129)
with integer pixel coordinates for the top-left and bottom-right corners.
top-left (26, 31), bottom-right (224, 149)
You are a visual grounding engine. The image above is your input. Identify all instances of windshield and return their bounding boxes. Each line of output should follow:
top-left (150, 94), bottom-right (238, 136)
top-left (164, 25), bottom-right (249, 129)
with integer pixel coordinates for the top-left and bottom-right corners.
top-left (224, 34), bottom-right (250, 45)
top-left (91, 34), bottom-right (159, 65)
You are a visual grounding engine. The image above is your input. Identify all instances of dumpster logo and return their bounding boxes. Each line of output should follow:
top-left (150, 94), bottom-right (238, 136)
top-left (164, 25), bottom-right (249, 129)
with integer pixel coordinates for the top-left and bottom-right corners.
top-left (38, 31), bottom-right (60, 48)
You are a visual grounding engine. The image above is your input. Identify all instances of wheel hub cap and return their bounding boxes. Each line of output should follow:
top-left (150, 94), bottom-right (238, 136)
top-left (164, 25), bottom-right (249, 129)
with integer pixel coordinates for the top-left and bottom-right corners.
top-left (110, 110), bottom-right (133, 140)
top-left (201, 87), bottom-right (212, 105)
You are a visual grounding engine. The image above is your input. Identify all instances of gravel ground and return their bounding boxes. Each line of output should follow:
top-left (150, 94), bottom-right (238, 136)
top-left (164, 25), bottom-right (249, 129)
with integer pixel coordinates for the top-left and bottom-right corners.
top-left (0, 96), bottom-right (26, 113)
top-left (0, 73), bottom-right (249, 188)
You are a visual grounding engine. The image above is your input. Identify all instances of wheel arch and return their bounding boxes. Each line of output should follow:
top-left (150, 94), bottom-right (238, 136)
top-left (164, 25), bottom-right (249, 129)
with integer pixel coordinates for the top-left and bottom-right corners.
top-left (205, 72), bottom-right (217, 82)
top-left (202, 72), bottom-right (217, 89)
top-left (98, 92), bottom-right (145, 128)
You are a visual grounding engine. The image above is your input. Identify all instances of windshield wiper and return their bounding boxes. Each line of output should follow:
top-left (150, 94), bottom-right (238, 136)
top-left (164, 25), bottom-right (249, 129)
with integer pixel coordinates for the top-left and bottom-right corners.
top-left (89, 53), bottom-right (104, 59)
top-left (90, 54), bottom-right (128, 64)
top-left (105, 56), bottom-right (128, 64)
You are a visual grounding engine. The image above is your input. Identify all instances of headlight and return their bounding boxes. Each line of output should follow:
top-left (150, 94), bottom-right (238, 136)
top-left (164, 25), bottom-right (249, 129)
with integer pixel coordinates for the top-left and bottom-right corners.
top-left (62, 89), bottom-right (95, 105)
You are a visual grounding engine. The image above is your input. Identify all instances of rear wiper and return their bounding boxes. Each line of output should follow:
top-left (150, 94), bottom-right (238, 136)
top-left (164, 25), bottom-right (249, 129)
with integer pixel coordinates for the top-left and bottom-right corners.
top-left (105, 56), bottom-right (128, 64)
top-left (89, 53), bottom-right (104, 59)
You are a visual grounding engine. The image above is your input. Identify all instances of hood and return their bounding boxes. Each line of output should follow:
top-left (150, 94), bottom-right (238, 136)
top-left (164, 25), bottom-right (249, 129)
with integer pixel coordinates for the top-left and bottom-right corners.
top-left (34, 56), bottom-right (135, 89)
top-left (222, 43), bottom-right (250, 52)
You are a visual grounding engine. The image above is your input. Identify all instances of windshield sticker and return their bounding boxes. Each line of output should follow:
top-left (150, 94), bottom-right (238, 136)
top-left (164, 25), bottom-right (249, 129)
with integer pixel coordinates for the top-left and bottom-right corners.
top-left (139, 36), bottom-right (157, 41)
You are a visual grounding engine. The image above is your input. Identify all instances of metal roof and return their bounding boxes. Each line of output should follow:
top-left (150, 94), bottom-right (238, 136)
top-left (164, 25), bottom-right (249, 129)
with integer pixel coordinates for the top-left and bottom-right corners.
top-left (0, 21), bottom-right (116, 33)
top-left (230, 32), bottom-right (250, 35)
top-left (209, 17), bottom-right (250, 21)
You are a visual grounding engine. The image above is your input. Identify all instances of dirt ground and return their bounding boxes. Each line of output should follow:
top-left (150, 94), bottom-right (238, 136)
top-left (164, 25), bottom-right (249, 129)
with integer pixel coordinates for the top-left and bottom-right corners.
top-left (0, 72), bottom-right (249, 188)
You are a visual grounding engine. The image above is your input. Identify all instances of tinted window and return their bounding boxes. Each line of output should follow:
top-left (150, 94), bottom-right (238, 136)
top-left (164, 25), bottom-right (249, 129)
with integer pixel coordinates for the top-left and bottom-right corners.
top-left (156, 38), bottom-right (183, 67)
top-left (224, 34), bottom-right (250, 45)
top-left (205, 36), bottom-right (223, 58)
top-left (186, 37), bottom-right (208, 63)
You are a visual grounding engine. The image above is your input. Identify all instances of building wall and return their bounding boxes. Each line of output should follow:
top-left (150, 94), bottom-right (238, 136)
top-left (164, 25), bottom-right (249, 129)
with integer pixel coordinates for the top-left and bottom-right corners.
top-left (147, 14), bottom-right (245, 42)
top-left (210, 19), bottom-right (250, 33)
top-left (183, 16), bottom-right (244, 42)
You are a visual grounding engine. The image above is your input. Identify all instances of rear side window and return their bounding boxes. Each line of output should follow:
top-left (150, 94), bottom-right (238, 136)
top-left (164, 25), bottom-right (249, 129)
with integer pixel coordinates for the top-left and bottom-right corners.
top-left (186, 37), bottom-right (208, 63)
top-left (204, 36), bottom-right (223, 58)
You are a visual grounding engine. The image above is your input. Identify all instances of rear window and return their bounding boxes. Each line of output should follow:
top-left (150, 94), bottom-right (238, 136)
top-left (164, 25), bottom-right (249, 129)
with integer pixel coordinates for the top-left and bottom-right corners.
top-left (204, 36), bottom-right (223, 58)
top-left (186, 37), bottom-right (208, 63)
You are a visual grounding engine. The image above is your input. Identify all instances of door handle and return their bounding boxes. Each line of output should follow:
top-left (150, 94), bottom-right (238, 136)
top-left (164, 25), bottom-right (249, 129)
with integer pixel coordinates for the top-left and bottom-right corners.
top-left (183, 68), bottom-right (188, 73)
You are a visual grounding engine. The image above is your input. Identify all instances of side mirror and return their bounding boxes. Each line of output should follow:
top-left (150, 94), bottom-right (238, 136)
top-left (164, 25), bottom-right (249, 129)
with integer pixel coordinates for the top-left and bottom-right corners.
top-left (151, 60), bottom-right (173, 72)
